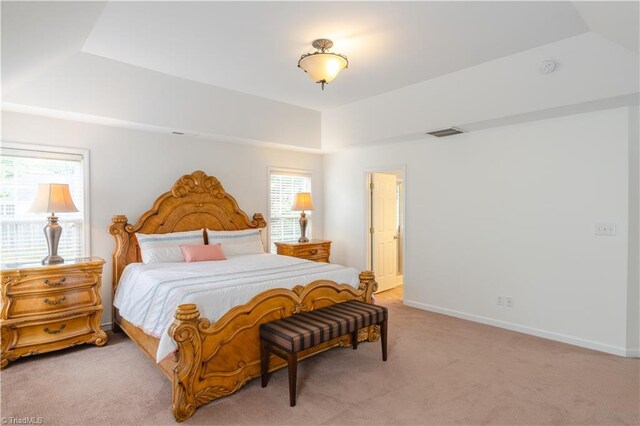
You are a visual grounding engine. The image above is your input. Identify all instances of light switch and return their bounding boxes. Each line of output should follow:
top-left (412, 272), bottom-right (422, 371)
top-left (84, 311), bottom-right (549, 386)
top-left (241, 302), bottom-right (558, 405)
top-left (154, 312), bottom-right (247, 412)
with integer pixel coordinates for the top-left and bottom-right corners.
top-left (595, 223), bottom-right (616, 236)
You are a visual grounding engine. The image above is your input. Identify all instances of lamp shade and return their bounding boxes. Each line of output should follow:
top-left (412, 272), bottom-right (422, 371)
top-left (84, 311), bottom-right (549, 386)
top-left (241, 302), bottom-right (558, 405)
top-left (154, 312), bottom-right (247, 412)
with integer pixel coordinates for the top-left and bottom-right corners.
top-left (298, 53), bottom-right (348, 85)
top-left (28, 183), bottom-right (79, 214)
top-left (298, 39), bottom-right (348, 90)
top-left (292, 192), bottom-right (313, 211)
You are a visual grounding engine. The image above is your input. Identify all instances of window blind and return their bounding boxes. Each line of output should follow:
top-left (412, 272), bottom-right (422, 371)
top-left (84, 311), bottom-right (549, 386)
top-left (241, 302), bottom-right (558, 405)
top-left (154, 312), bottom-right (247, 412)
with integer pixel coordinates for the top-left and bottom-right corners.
top-left (269, 171), bottom-right (312, 252)
top-left (0, 147), bottom-right (86, 264)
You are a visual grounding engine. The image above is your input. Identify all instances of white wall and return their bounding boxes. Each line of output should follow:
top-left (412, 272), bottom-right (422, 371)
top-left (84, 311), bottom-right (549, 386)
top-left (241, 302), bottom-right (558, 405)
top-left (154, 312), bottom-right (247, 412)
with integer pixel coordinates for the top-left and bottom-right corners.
top-left (324, 108), bottom-right (633, 355)
top-left (2, 111), bottom-right (325, 326)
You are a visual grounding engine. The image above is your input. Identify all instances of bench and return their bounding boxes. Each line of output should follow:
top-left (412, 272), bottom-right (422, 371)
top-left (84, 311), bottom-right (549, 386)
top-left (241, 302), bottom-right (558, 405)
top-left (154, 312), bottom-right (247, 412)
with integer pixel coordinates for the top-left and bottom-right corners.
top-left (259, 299), bottom-right (388, 406)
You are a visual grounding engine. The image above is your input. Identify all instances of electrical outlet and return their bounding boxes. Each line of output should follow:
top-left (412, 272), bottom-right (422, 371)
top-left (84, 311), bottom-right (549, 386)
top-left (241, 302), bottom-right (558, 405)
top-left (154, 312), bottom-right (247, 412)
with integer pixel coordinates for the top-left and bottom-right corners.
top-left (505, 296), bottom-right (513, 307)
top-left (497, 296), bottom-right (504, 306)
top-left (595, 223), bottom-right (616, 236)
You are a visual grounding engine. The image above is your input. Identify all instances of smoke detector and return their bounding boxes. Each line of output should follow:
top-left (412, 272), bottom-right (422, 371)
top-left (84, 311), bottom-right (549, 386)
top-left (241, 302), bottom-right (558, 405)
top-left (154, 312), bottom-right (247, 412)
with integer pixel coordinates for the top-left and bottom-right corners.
top-left (538, 59), bottom-right (557, 75)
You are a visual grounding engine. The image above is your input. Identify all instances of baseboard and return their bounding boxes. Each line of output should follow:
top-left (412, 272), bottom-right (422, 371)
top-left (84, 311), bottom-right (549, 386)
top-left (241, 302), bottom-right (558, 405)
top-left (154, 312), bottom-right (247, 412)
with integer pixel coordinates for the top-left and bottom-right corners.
top-left (101, 322), bottom-right (112, 331)
top-left (626, 349), bottom-right (640, 357)
top-left (404, 300), bottom-right (630, 357)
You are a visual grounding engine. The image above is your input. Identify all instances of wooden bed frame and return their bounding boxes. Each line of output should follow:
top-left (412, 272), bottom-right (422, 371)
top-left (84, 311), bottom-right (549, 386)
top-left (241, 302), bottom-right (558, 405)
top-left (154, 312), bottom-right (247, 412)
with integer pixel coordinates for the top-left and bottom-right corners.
top-left (108, 171), bottom-right (379, 422)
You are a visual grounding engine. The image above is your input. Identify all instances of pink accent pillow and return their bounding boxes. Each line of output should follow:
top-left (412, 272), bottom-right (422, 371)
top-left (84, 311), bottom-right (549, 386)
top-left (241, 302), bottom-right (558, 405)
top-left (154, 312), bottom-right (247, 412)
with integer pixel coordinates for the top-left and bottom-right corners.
top-left (180, 244), bottom-right (226, 262)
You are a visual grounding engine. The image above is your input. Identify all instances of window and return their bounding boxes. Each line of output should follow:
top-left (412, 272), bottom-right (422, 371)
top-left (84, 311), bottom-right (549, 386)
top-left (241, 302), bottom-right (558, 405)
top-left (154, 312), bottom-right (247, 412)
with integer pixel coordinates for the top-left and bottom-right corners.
top-left (0, 143), bottom-right (89, 264)
top-left (269, 169), bottom-right (312, 252)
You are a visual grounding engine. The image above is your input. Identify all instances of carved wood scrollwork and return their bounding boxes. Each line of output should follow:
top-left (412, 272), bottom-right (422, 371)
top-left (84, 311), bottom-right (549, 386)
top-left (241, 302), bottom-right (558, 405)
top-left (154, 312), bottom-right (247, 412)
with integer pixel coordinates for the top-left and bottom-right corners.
top-left (250, 213), bottom-right (266, 229)
top-left (88, 313), bottom-right (108, 347)
top-left (0, 326), bottom-right (13, 369)
top-left (172, 170), bottom-right (225, 199)
top-left (291, 303), bottom-right (308, 314)
top-left (170, 304), bottom-right (202, 422)
top-left (108, 214), bottom-right (131, 318)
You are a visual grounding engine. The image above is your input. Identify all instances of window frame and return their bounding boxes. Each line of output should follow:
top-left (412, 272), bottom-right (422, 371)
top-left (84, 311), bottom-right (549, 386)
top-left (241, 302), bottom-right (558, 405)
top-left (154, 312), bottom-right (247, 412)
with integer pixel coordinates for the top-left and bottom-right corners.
top-left (267, 167), bottom-right (313, 253)
top-left (1, 141), bottom-right (91, 261)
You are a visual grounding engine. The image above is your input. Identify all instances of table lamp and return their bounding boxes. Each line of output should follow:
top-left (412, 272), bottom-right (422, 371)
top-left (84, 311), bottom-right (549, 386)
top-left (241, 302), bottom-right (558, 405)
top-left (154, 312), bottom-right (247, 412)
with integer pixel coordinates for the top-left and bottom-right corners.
top-left (292, 192), bottom-right (313, 243)
top-left (28, 183), bottom-right (79, 265)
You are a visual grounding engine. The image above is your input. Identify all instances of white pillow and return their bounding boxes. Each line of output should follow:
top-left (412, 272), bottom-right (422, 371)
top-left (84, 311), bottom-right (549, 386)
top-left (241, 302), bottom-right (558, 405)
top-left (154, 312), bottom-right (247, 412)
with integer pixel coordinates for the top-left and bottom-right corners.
top-left (136, 230), bottom-right (204, 264)
top-left (207, 228), bottom-right (264, 256)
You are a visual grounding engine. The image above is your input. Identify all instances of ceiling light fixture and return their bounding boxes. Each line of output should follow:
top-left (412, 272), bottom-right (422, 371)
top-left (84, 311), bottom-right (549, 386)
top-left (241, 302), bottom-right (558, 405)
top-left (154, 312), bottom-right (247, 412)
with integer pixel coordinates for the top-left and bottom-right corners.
top-left (298, 39), bottom-right (348, 91)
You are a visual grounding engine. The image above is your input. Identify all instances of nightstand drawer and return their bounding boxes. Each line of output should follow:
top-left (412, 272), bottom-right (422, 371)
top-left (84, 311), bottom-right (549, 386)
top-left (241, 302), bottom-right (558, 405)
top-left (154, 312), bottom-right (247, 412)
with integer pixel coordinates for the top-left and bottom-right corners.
top-left (6, 272), bottom-right (97, 295)
top-left (7, 287), bottom-right (98, 319)
top-left (293, 245), bottom-right (329, 258)
top-left (304, 254), bottom-right (330, 263)
top-left (275, 240), bottom-right (332, 263)
top-left (12, 314), bottom-right (95, 349)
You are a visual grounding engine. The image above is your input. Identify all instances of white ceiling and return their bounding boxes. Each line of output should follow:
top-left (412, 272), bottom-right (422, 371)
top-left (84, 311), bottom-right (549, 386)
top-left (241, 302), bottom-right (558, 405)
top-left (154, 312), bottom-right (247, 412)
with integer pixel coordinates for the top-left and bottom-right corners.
top-left (81, 1), bottom-right (590, 111)
top-left (2, 1), bottom-right (638, 150)
top-left (573, 1), bottom-right (640, 53)
top-left (1, 1), bottom-right (106, 94)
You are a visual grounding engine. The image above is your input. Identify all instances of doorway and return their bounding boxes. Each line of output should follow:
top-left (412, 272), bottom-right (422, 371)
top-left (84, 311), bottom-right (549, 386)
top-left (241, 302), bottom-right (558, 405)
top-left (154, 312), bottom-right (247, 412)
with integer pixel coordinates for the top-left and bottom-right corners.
top-left (366, 169), bottom-right (405, 296)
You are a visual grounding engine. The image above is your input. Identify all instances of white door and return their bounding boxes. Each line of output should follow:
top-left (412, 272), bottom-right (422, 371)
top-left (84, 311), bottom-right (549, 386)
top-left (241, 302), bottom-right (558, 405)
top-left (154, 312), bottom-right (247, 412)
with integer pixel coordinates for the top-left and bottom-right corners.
top-left (371, 173), bottom-right (399, 292)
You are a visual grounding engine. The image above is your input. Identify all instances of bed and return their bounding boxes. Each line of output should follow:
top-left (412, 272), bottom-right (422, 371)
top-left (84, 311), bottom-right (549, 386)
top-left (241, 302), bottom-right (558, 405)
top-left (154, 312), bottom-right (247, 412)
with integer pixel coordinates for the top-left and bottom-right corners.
top-left (108, 170), bottom-right (379, 422)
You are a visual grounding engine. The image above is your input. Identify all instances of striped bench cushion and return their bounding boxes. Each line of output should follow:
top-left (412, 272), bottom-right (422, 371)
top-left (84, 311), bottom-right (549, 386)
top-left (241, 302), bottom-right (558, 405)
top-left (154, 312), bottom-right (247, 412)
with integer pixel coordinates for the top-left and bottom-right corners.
top-left (260, 300), bottom-right (388, 353)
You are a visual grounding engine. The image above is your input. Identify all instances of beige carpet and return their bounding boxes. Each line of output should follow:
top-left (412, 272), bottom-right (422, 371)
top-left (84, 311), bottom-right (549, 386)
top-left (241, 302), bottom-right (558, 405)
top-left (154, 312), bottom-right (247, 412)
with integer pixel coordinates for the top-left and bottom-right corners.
top-left (2, 287), bottom-right (638, 425)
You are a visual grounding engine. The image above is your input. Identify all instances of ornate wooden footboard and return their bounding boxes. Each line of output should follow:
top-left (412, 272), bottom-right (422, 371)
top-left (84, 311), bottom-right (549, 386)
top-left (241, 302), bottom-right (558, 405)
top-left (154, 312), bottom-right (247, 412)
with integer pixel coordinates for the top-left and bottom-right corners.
top-left (170, 274), bottom-right (378, 421)
top-left (109, 171), bottom-right (379, 422)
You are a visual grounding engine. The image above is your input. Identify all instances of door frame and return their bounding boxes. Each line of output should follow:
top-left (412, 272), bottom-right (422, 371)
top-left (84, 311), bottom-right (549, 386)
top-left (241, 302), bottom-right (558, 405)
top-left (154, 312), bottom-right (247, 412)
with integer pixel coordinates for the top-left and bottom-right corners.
top-left (364, 165), bottom-right (407, 293)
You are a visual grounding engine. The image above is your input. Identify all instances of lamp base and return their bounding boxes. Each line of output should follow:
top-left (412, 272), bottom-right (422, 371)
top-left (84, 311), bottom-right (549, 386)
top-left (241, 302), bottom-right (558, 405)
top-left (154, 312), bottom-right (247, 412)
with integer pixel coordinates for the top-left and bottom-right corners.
top-left (298, 211), bottom-right (309, 243)
top-left (42, 214), bottom-right (64, 265)
top-left (42, 255), bottom-right (64, 265)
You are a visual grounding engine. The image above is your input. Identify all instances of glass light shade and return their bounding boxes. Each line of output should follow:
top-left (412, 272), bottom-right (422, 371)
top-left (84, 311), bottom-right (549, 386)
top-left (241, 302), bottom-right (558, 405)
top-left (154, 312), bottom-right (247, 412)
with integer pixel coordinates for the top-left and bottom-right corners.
top-left (292, 192), bottom-right (313, 211)
top-left (28, 183), bottom-right (79, 214)
top-left (298, 53), bottom-right (348, 84)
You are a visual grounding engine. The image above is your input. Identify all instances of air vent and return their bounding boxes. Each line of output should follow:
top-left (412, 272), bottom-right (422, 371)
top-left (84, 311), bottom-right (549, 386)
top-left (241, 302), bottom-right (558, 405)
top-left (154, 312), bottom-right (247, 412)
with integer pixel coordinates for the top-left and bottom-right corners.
top-left (426, 127), bottom-right (465, 138)
top-left (171, 131), bottom-right (185, 135)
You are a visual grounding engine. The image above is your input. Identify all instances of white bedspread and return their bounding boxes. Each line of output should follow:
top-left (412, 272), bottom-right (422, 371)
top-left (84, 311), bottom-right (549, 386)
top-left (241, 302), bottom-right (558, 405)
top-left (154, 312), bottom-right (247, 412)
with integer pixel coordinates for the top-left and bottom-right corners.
top-left (113, 253), bottom-right (360, 361)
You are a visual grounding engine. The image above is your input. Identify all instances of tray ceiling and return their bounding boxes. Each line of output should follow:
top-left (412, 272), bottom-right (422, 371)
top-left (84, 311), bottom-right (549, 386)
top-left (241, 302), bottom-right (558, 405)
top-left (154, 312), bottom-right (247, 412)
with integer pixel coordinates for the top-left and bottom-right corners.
top-left (81, 2), bottom-right (589, 111)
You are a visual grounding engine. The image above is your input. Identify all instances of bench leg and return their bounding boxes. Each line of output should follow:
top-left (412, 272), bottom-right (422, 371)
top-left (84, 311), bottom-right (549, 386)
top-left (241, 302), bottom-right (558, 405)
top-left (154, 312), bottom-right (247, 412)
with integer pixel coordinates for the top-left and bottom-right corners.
top-left (261, 340), bottom-right (270, 387)
top-left (352, 330), bottom-right (359, 350)
top-left (381, 319), bottom-right (388, 361)
top-left (287, 352), bottom-right (297, 407)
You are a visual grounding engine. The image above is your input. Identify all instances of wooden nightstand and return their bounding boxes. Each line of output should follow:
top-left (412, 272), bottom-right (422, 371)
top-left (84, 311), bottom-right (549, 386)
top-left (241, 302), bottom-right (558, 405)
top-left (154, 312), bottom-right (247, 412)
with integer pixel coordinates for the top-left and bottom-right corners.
top-left (274, 240), bottom-right (332, 263)
top-left (0, 257), bottom-right (107, 368)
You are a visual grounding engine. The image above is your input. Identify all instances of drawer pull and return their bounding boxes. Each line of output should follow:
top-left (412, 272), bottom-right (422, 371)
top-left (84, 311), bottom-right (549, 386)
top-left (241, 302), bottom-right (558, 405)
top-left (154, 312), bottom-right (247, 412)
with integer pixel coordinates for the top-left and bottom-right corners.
top-left (43, 324), bottom-right (66, 334)
top-left (309, 249), bottom-right (318, 255)
top-left (43, 296), bottom-right (66, 306)
top-left (43, 277), bottom-right (66, 287)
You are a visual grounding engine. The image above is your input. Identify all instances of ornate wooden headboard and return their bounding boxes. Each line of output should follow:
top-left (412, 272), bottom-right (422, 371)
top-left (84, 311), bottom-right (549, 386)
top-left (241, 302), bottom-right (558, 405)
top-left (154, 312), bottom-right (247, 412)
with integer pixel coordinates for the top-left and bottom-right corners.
top-left (108, 170), bottom-right (267, 291)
